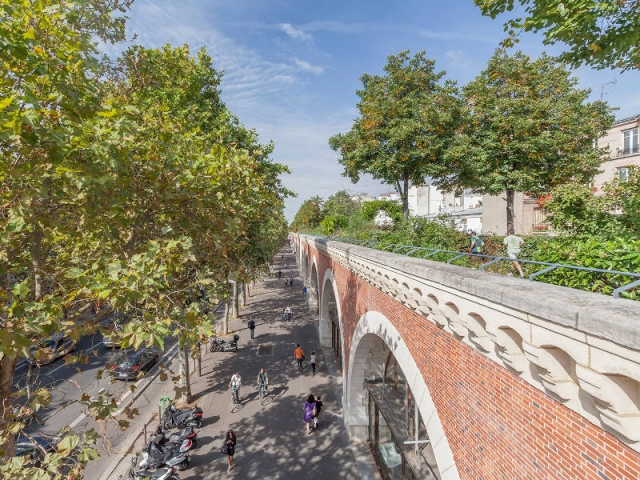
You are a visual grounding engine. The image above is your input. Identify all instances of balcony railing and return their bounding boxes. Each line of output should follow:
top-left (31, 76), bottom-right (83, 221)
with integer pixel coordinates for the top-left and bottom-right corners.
top-left (615, 145), bottom-right (640, 157)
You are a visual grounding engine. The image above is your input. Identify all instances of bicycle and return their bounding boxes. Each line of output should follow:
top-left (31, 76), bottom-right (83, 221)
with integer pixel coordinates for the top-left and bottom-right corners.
top-left (258, 382), bottom-right (268, 400)
top-left (229, 386), bottom-right (240, 412)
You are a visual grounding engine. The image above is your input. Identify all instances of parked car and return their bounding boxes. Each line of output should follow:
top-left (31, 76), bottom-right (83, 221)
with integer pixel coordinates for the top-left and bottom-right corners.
top-left (15, 435), bottom-right (57, 465)
top-left (30, 334), bottom-right (77, 366)
top-left (111, 348), bottom-right (160, 380)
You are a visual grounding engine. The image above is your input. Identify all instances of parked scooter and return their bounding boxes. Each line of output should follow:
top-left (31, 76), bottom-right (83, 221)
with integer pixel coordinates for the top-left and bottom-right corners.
top-left (118, 456), bottom-right (179, 480)
top-left (162, 403), bottom-right (204, 429)
top-left (209, 334), bottom-right (239, 353)
top-left (139, 440), bottom-right (190, 471)
top-left (153, 425), bottom-right (199, 449)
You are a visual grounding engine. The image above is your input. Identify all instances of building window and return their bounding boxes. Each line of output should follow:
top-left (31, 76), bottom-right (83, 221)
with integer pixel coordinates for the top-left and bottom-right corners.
top-left (622, 128), bottom-right (639, 155)
top-left (617, 166), bottom-right (629, 182)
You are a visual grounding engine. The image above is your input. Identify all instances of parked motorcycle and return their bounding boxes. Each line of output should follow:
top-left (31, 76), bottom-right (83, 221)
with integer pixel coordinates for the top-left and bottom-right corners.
top-left (153, 425), bottom-right (199, 449)
top-left (162, 403), bottom-right (204, 429)
top-left (119, 456), bottom-right (179, 480)
top-left (209, 334), bottom-right (239, 353)
top-left (139, 440), bottom-right (190, 471)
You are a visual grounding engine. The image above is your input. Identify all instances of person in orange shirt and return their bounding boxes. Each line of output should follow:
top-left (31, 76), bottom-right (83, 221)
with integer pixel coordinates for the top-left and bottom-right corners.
top-left (293, 344), bottom-right (305, 372)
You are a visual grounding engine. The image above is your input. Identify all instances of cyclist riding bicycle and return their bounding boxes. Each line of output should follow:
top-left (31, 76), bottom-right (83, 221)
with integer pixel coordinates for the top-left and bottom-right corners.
top-left (229, 371), bottom-right (241, 403)
top-left (257, 368), bottom-right (268, 397)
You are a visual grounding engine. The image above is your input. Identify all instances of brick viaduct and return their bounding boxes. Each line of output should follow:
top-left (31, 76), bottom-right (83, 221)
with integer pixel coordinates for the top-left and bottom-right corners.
top-left (292, 234), bottom-right (640, 480)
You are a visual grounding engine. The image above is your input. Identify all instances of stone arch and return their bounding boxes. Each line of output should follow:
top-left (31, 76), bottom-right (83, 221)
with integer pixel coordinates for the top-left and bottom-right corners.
top-left (309, 257), bottom-right (319, 314)
top-left (303, 250), bottom-right (310, 279)
top-left (346, 311), bottom-right (460, 479)
top-left (319, 268), bottom-right (344, 368)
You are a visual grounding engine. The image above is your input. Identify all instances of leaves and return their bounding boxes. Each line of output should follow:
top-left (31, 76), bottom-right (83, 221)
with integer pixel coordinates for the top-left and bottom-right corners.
top-left (329, 50), bottom-right (461, 218)
top-left (474, 0), bottom-right (640, 71)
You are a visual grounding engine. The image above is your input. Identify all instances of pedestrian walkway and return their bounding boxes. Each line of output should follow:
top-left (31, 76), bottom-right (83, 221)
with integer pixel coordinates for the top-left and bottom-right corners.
top-left (116, 247), bottom-right (379, 479)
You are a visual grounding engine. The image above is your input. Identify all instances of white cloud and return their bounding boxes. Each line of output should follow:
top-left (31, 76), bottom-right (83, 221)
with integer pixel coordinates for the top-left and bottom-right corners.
top-left (293, 58), bottom-right (324, 75)
top-left (279, 23), bottom-right (312, 41)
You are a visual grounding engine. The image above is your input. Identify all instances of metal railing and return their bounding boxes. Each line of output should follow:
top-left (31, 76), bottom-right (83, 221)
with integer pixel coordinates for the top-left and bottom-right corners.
top-left (332, 238), bottom-right (640, 299)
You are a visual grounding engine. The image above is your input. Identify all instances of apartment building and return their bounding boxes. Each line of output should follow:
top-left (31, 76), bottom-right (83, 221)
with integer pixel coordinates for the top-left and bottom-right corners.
top-left (483, 113), bottom-right (640, 235)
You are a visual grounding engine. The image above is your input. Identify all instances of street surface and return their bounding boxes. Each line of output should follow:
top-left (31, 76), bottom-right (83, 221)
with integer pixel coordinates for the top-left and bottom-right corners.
top-left (91, 248), bottom-right (379, 480)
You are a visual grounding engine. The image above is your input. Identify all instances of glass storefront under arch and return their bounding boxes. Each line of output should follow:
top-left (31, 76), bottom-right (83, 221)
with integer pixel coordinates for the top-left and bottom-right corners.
top-left (366, 350), bottom-right (441, 480)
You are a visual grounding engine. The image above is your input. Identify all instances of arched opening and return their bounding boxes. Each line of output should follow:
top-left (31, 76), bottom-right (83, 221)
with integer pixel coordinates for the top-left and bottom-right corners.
top-left (309, 260), bottom-right (319, 314)
top-left (347, 312), bottom-right (460, 480)
top-left (319, 269), bottom-right (342, 367)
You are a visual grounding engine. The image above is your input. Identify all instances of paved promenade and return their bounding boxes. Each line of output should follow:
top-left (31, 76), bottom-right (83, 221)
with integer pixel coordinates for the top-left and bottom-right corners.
top-left (110, 248), bottom-right (379, 480)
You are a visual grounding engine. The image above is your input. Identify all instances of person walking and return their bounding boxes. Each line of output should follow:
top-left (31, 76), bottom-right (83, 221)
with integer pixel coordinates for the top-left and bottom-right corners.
top-left (289, 276), bottom-right (293, 287)
top-left (248, 318), bottom-right (255, 339)
top-left (469, 231), bottom-right (484, 254)
top-left (229, 372), bottom-right (241, 404)
top-left (278, 270), bottom-right (282, 279)
top-left (503, 229), bottom-right (525, 277)
top-left (303, 394), bottom-right (316, 434)
top-left (313, 395), bottom-right (323, 428)
top-left (310, 351), bottom-right (317, 376)
top-left (302, 286), bottom-right (307, 298)
top-left (294, 344), bottom-right (305, 372)
top-left (223, 429), bottom-right (237, 472)
top-left (284, 305), bottom-right (292, 320)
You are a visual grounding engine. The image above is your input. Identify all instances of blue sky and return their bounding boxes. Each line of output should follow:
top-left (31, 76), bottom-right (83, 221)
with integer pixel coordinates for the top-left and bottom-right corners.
top-left (114, 0), bottom-right (640, 221)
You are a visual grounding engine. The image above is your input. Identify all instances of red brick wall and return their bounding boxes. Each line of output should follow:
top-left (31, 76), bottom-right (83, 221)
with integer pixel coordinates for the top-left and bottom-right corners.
top-left (303, 240), bottom-right (640, 480)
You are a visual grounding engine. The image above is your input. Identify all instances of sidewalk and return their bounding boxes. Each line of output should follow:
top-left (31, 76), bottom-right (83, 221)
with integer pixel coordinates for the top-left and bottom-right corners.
top-left (114, 247), bottom-right (379, 480)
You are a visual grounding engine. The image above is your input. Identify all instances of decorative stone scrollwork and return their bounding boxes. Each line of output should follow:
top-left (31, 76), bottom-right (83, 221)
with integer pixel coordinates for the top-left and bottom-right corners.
top-left (444, 302), bottom-right (467, 339)
top-left (523, 344), bottom-right (579, 403)
top-left (486, 326), bottom-right (526, 374)
top-left (462, 313), bottom-right (493, 353)
top-left (576, 366), bottom-right (640, 443)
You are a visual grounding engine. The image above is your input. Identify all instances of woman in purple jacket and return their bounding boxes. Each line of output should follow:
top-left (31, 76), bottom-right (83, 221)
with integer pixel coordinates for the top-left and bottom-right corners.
top-left (303, 394), bottom-right (316, 434)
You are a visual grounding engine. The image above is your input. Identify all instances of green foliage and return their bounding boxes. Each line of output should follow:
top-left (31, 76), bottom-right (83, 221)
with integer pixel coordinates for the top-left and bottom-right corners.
top-left (544, 183), bottom-right (612, 236)
top-left (531, 236), bottom-right (640, 299)
top-left (329, 50), bottom-right (461, 217)
top-left (443, 49), bottom-right (614, 229)
top-left (320, 214), bottom-right (348, 235)
top-left (0, 2), bottom-right (289, 476)
top-left (546, 166), bottom-right (640, 237)
top-left (290, 196), bottom-right (324, 231)
top-left (322, 190), bottom-right (357, 218)
top-left (475, 0), bottom-right (640, 71)
top-left (361, 200), bottom-right (403, 223)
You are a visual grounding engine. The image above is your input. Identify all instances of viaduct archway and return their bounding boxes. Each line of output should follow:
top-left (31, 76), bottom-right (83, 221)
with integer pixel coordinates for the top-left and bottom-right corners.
top-left (293, 234), bottom-right (640, 480)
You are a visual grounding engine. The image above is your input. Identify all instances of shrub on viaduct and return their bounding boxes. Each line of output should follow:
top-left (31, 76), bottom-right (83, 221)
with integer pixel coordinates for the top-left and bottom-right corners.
top-left (292, 234), bottom-right (640, 480)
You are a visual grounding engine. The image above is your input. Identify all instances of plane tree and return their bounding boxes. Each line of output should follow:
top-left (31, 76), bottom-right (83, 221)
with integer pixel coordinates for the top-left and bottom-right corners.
top-left (0, 0), bottom-right (135, 472)
top-left (475, 0), bottom-right (640, 71)
top-left (442, 49), bottom-right (614, 232)
top-left (329, 50), bottom-right (461, 219)
top-left (87, 44), bottom-right (290, 402)
top-left (0, 6), bottom-right (289, 478)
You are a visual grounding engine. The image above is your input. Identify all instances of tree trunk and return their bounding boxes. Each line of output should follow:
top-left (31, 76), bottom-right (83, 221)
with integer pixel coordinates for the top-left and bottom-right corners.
top-left (506, 188), bottom-right (515, 234)
top-left (223, 300), bottom-right (230, 335)
top-left (178, 343), bottom-right (192, 403)
top-left (242, 282), bottom-right (247, 305)
top-left (231, 281), bottom-right (238, 318)
top-left (31, 228), bottom-right (44, 300)
top-left (397, 170), bottom-right (410, 220)
top-left (0, 356), bottom-right (18, 459)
